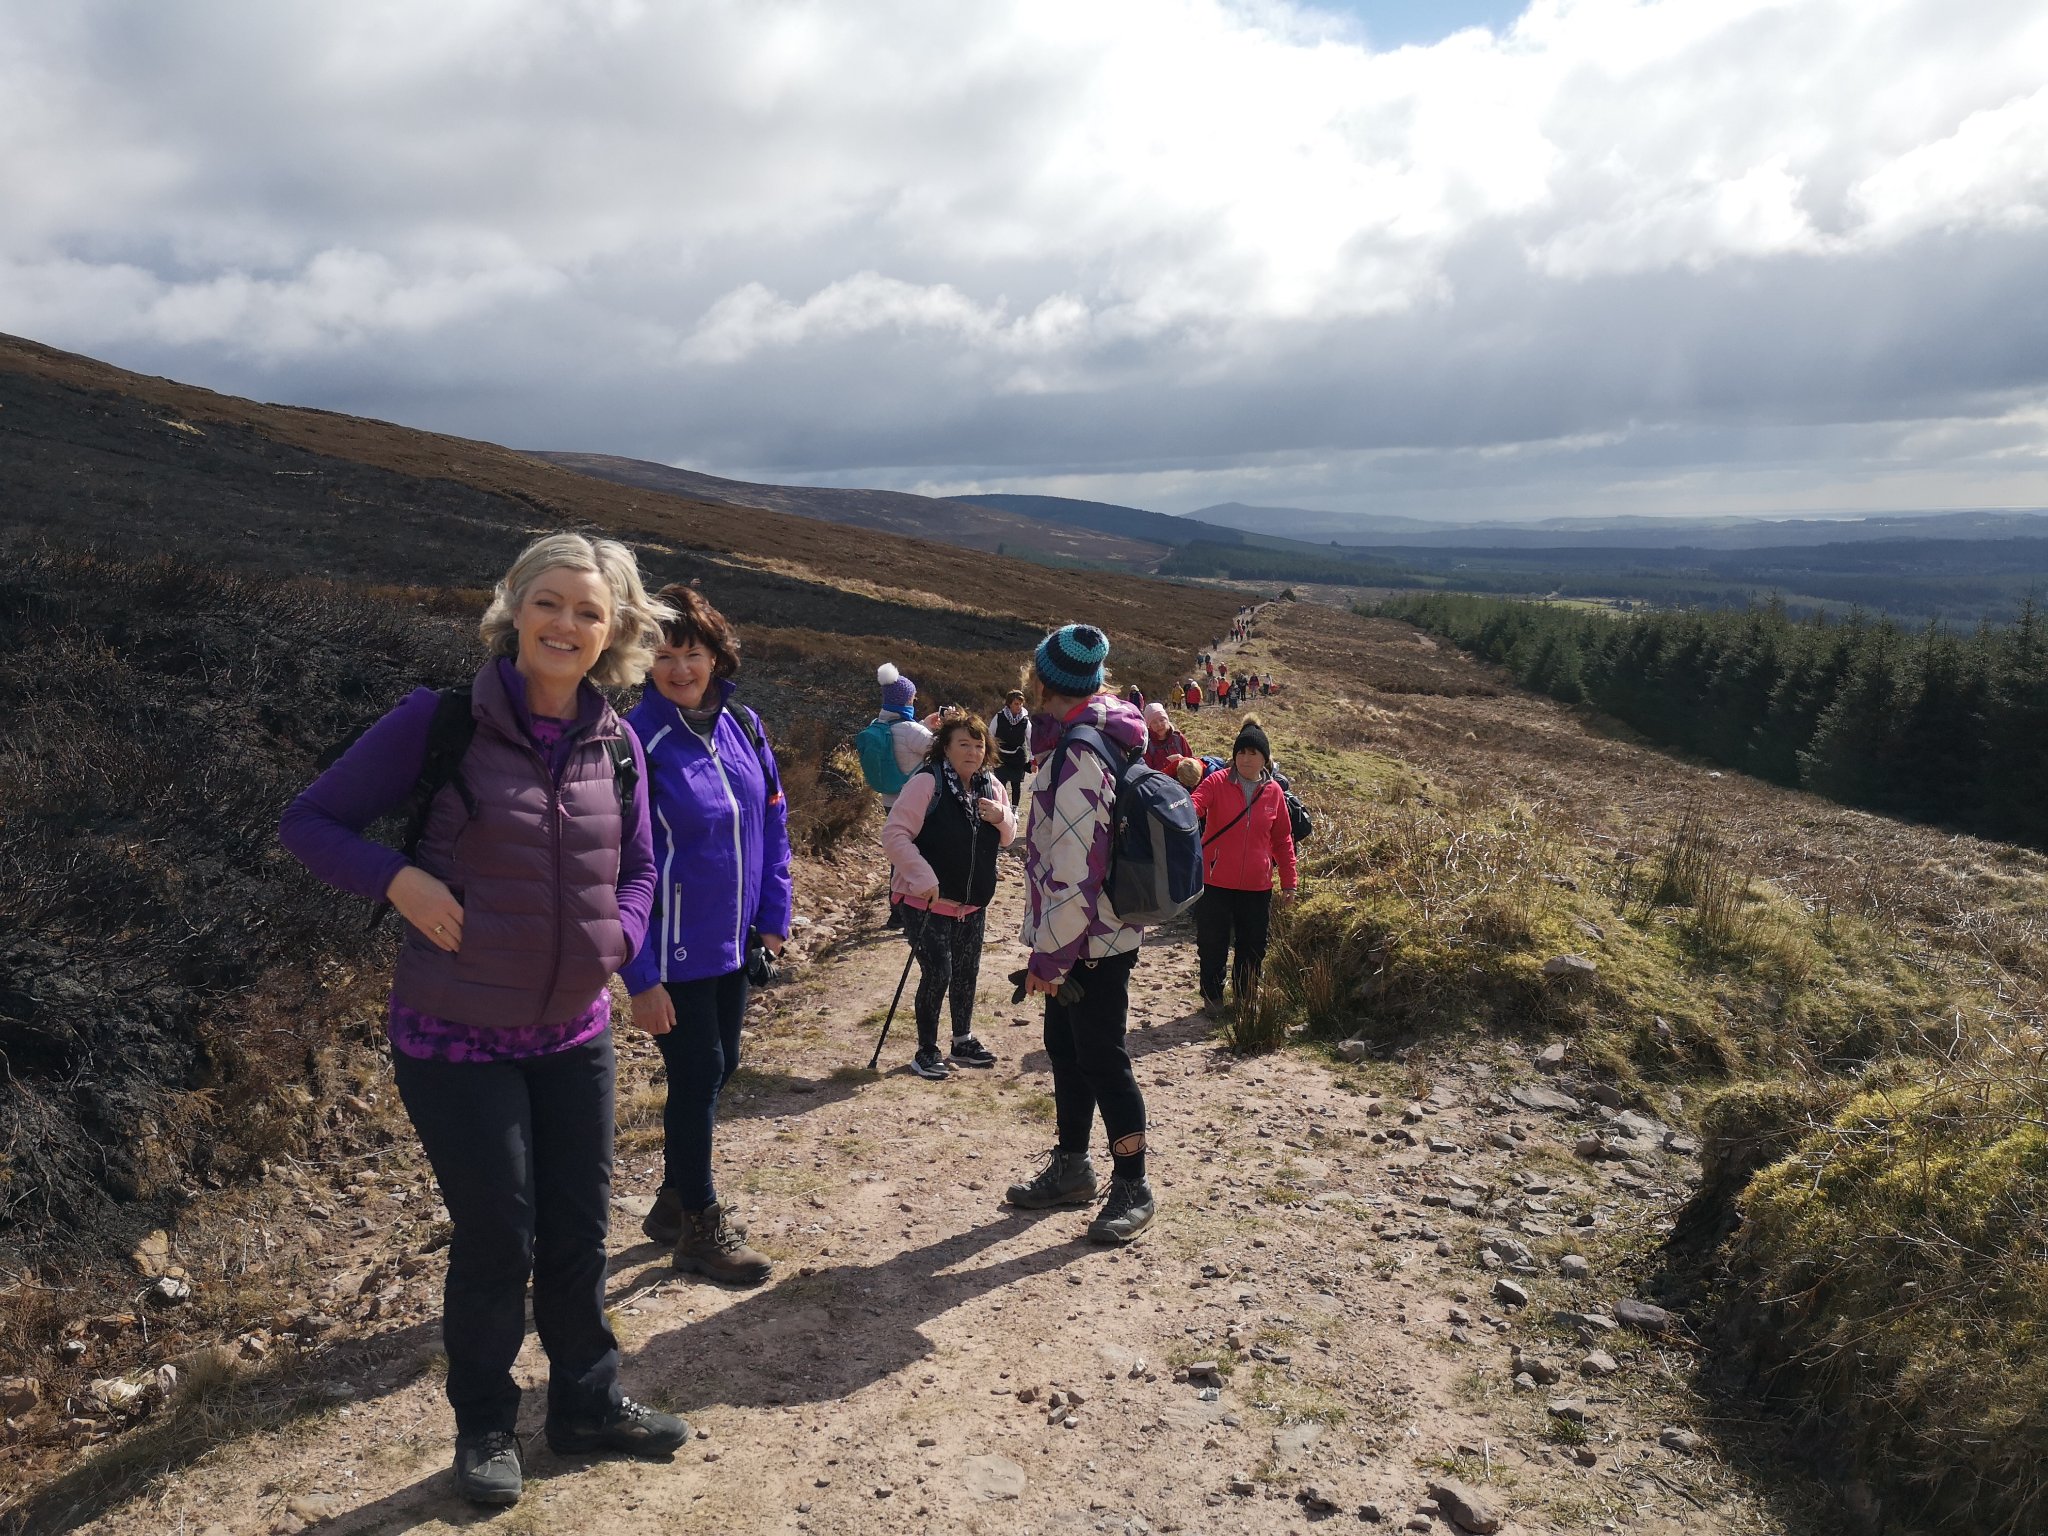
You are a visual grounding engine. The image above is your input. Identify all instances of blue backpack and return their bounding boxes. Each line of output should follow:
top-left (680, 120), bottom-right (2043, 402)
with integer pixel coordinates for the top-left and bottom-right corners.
top-left (1052, 724), bottom-right (1204, 927)
top-left (856, 717), bottom-right (912, 795)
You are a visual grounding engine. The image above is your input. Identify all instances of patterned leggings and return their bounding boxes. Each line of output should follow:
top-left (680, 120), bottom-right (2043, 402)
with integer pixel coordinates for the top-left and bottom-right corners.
top-left (909, 907), bottom-right (988, 1050)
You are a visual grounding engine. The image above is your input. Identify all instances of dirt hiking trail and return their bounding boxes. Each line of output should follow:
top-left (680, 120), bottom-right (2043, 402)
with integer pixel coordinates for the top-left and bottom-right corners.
top-left (34, 598), bottom-right (1852, 1536)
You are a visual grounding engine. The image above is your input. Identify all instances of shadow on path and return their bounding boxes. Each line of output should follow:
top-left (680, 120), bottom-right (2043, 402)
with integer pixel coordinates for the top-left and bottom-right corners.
top-left (1016, 1005), bottom-right (1222, 1077)
top-left (630, 1209), bottom-right (1090, 1413)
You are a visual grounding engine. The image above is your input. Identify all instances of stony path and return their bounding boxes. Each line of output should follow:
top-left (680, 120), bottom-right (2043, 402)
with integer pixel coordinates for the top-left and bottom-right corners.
top-left (66, 841), bottom-right (1803, 1536)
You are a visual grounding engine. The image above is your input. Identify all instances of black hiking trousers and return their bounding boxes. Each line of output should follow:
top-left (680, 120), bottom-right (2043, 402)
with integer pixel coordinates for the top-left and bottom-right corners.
top-left (394, 1033), bottom-right (622, 1438)
top-left (1195, 885), bottom-right (1273, 1004)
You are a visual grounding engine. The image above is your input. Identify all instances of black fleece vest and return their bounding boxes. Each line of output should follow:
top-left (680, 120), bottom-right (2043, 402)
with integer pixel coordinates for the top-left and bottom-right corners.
top-left (912, 768), bottom-right (1001, 907)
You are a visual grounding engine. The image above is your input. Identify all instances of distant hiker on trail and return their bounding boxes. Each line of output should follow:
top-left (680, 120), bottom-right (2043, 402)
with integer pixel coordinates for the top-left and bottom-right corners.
top-left (1142, 701), bottom-right (1190, 773)
top-left (992, 687), bottom-right (1031, 808)
top-left (858, 663), bottom-right (937, 811)
top-left (1004, 624), bottom-right (1158, 1245)
top-left (1213, 675), bottom-right (1228, 708)
top-left (1124, 683), bottom-right (1145, 710)
top-left (621, 584), bottom-right (789, 1289)
top-left (858, 663), bottom-right (940, 927)
top-left (1184, 678), bottom-right (1202, 712)
top-left (1189, 717), bottom-right (1297, 1015)
top-left (882, 712), bottom-right (1017, 1079)
top-left (280, 532), bottom-right (688, 1507)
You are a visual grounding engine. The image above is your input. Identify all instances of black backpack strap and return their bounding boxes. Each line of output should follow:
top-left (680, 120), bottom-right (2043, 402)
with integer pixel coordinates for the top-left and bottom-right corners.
top-left (727, 704), bottom-right (782, 806)
top-left (604, 730), bottom-right (638, 828)
top-left (1200, 778), bottom-right (1275, 849)
top-left (400, 686), bottom-right (479, 862)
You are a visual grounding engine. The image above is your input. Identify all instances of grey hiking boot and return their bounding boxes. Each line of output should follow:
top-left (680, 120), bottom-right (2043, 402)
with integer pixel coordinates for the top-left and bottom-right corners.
top-left (1005, 1148), bottom-right (1099, 1209)
top-left (545, 1396), bottom-right (689, 1457)
top-left (672, 1200), bottom-right (773, 1286)
top-left (453, 1429), bottom-right (523, 1505)
top-left (1086, 1176), bottom-right (1157, 1245)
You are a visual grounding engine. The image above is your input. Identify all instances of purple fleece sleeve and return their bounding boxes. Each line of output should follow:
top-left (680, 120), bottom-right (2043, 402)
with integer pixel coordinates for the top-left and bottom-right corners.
top-left (617, 725), bottom-right (656, 957)
top-left (278, 688), bottom-right (438, 902)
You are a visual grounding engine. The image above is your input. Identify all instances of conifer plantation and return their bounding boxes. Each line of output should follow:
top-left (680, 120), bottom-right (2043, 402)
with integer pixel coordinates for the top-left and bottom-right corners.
top-left (1376, 594), bottom-right (2048, 849)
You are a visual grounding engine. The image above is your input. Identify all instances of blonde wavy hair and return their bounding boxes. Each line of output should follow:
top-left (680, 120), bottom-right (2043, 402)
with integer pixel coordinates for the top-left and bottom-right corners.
top-left (478, 532), bottom-right (674, 688)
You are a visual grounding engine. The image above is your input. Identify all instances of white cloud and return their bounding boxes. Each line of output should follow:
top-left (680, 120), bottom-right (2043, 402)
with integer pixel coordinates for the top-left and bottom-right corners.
top-left (0, 0), bottom-right (2045, 515)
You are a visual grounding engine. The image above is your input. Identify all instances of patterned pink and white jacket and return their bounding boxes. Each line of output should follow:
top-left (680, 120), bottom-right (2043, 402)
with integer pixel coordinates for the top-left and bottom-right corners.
top-left (1021, 693), bottom-right (1147, 985)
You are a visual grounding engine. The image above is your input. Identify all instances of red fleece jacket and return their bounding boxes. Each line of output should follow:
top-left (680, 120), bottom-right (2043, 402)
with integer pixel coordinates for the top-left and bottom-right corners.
top-left (1191, 770), bottom-right (1297, 893)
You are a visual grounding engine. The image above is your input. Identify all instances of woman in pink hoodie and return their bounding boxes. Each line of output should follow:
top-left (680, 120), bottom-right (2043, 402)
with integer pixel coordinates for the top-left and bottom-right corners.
top-left (882, 713), bottom-right (1018, 1078)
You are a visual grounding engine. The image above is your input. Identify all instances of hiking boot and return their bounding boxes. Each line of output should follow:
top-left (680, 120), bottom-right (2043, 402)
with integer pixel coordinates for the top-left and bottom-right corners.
top-left (545, 1396), bottom-right (689, 1458)
top-left (910, 1047), bottom-right (952, 1080)
top-left (453, 1430), bottom-right (523, 1505)
top-left (948, 1035), bottom-right (997, 1069)
top-left (1086, 1176), bottom-right (1158, 1245)
top-left (669, 1200), bottom-right (773, 1285)
top-left (1005, 1148), bottom-right (1099, 1209)
top-left (641, 1186), bottom-right (683, 1247)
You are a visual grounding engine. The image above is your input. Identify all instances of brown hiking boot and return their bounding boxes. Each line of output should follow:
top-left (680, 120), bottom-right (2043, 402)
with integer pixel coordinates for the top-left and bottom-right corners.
top-left (672, 1201), bottom-right (773, 1286)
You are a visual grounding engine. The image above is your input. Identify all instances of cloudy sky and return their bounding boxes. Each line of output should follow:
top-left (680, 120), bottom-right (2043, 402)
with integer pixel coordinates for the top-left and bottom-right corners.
top-left (4, 0), bottom-right (2046, 522)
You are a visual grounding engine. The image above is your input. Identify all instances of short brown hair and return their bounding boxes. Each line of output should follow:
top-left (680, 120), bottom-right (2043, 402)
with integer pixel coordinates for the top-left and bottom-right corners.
top-left (653, 583), bottom-right (742, 679)
top-left (924, 710), bottom-right (990, 769)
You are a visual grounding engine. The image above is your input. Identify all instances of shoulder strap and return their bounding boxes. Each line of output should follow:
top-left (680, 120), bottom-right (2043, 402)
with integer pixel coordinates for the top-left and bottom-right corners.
top-left (1201, 780), bottom-right (1272, 849)
top-left (727, 704), bottom-right (781, 805)
top-left (401, 686), bottom-right (478, 861)
top-left (604, 730), bottom-right (638, 827)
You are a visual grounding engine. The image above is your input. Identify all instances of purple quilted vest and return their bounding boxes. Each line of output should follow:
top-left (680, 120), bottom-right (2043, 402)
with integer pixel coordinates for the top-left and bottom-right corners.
top-left (391, 661), bottom-right (628, 1028)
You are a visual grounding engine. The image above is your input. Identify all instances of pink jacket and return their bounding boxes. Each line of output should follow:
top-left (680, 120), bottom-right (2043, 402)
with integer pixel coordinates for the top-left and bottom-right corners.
top-left (883, 770), bottom-right (1017, 916)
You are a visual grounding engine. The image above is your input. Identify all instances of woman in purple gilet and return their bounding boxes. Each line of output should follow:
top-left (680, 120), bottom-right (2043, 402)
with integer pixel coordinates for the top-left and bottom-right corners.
top-left (280, 532), bottom-right (686, 1508)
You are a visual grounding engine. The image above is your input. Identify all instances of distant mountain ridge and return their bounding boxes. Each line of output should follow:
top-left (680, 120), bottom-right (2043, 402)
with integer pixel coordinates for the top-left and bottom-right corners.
top-left (525, 454), bottom-right (1169, 568)
top-left (1192, 500), bottom-right (2048, 550)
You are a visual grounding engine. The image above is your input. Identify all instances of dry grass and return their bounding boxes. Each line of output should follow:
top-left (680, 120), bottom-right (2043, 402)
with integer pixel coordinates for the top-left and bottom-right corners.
top-left (1718, 1025), bottom-right (2048, 1533)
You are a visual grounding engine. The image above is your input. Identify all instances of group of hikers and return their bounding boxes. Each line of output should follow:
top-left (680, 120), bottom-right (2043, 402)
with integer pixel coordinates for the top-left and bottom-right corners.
top-left (279, 532), bottom-right (1300, 1507)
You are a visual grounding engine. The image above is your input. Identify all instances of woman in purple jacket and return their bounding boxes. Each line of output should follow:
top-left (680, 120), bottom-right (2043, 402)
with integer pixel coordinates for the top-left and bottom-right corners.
top-left (622, 584), bottom-right (792, 1285)
top-left (279, 533), bottom-right (686, 1507)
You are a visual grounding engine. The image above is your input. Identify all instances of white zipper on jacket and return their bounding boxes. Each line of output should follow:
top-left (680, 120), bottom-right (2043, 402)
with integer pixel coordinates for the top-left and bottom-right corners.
top-left (705, 723), bottom-right (748, 962)
top-left (644, 724), bottom-right (676, 983)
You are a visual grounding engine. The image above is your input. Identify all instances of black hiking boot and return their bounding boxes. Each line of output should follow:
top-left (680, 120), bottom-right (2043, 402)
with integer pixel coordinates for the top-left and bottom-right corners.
top-left (671, 1200), bottom-right (773, 1286)
top-left (910, 1046), bottom-right (951, 1080)
top-left (453, 1430), bottom-right (523, 1505)
top-left (545, 1396), bottom-right (689, 1458)
top-left (1005, 1148), bottom-right (1099, 1209)
top-left (948, 1034), bottom-right (997, 1069)
top-left (1086, 1176), bottom-right (1158, 1245)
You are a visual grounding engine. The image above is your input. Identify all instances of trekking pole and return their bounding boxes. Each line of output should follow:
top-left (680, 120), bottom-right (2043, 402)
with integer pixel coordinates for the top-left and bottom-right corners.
top-left (869, 904), bottom-right (932, 1070)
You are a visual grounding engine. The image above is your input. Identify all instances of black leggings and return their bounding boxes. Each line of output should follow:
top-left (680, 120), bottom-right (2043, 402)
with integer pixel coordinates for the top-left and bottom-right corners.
top-left (1195, 885), bottom-right (1273, 1002)
top-left (652, 969), bottom-right (750, 1210)
top-left (909, 907), bottom-right (987, 1050)
top-left (1043, 951), bottom-right (1146, 1181)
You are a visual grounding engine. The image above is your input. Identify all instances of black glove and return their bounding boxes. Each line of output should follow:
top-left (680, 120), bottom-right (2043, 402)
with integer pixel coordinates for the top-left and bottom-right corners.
top-left (744, 933), bottom-right (778, 987)
top-left (1009, 966), bottom-right (1085, 1005)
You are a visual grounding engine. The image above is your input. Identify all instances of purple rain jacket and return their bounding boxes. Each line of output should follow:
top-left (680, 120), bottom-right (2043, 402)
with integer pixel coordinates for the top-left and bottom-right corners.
top-left (619, 677), bottom-right (794, 993)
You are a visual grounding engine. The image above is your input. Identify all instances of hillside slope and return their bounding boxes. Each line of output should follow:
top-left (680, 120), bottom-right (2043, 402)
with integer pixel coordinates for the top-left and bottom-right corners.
top-left (0, 332), bottom-right (1234, 665)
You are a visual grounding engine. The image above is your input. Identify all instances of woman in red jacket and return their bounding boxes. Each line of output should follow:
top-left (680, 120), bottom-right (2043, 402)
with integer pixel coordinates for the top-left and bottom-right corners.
top-left (1188, 718), bottom-right (1296, 1013)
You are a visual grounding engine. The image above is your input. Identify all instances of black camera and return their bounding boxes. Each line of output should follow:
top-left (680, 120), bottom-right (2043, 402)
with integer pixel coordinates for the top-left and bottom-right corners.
top-left (744, 932), bottom-right (778, 987)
